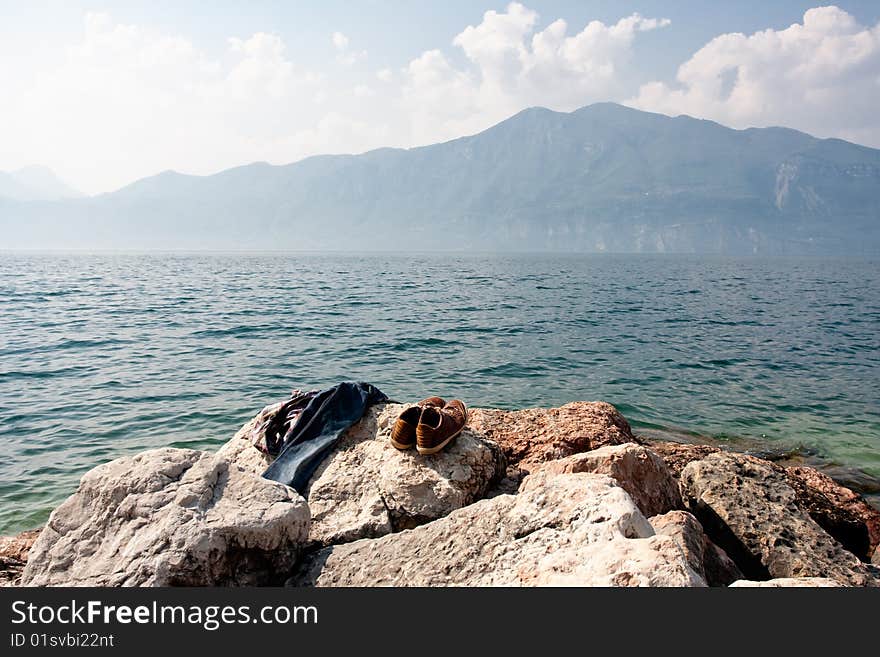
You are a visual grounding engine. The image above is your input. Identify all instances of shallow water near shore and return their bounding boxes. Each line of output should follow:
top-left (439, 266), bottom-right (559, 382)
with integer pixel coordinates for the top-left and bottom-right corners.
top-left (1, 252), bottom-right (879, 533)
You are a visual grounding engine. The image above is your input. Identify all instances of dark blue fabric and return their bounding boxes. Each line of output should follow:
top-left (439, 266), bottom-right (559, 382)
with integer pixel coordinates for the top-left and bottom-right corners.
top-left (259, 389), bottom-right (320, 457)
top-left (261, 381), bottom-right (388, 492)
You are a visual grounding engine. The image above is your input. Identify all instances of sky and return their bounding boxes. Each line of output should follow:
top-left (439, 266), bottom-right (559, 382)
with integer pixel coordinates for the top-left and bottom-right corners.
top-left (1, 1), bottom-right (879, 195)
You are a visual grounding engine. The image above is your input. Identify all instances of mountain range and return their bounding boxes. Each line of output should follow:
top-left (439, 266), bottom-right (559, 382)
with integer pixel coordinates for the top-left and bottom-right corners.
top-left (0, 166), bottom-right (81, 202)
top-left (2, 103), bottom-right (879, 254)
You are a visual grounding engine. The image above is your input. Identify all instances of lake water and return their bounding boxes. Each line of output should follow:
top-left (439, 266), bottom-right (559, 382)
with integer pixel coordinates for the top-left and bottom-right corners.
top-left (1, 252), bottom-right (879, 533)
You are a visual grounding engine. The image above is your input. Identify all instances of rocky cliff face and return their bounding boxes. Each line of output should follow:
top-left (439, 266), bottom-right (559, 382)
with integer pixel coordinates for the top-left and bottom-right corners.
top-left (5, 399), bottom-right (880, 587)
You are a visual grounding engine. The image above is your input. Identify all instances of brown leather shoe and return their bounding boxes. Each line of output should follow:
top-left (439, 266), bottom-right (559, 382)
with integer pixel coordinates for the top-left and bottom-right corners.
top-left (416, 399), bottom-right (467, 455)
top-left (390, 397), bottom-right (445, 450)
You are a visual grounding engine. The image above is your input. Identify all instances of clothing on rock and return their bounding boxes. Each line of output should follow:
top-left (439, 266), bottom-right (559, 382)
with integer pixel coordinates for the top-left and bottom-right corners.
top-left (261, 381), bottom-right (388, 492)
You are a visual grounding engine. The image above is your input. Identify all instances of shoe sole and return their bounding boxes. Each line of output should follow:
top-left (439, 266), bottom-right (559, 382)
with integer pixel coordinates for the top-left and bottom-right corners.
top-left (416, 426), bottom-right (464, 455)
top-left (390, 438), bottom-right (415, 450)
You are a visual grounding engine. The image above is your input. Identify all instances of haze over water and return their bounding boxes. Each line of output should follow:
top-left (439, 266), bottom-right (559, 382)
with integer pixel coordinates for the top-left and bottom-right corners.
top-left (1, 252), bottom-right (878, 533)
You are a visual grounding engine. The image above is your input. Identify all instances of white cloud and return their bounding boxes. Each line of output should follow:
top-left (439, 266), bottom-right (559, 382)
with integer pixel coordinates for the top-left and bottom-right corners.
top-left (331, 31), bottom-right (349, 51)
top-left (400, 49), bottom-right (481, 143)
top-left (5, 4), bottom-right (876, 195)
top-left (337, 49), bottom-right (368, 66)
top-left (629, 6), bottom-right (880, 147)
top-left (0, 14), bottom-right (384, 193)
top-left (331, 30), bottom-right (367, 66)
top-left (273, 112), bottom-right (391, 158)
top-left (397, 2), bottom-right (670, 144)
top-left (0, 5), bottom-right (670, 193)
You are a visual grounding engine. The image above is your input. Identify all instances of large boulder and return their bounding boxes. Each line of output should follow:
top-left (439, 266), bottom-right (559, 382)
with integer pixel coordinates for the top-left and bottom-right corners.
top-left (536, 443), bottom-right (682, 517)
top-left (20, 448), bottom-right (309, 586)
top-left (221, 403), bottom-right (505, 546)
top-left (640, 440), bottom-right (721, 478)
top-left (729, 578), bottom-right (842, 587)
top-left (649, 510), bottom-right (743, 586)
top-left (305, 404), bottom-right (505, 544)
top-left (644, 439), bottom-right (880, 564)
top-left (784, 465), bottom-right (880, 563)
top-left (296, 471), bottom-right (707, 587)
top-left (680, 452), bottom-right (878, 586)
top-left (0, 529), bottom-right (40, 587)
top-left (467, 401), bottom-right (633, 470)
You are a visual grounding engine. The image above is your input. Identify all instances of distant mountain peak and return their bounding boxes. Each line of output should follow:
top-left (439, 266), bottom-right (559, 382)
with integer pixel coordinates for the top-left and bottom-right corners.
top-left (0, 166), bottom-right (82, 202)
top-left (13, 164), bottom-right (57, 176)
top-left (576, 101), bottom-right (634, 112)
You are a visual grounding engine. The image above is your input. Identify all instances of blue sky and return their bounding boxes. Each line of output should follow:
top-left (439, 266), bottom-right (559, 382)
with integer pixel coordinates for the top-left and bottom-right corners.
top-left (7, 1), bottom-right (879, 70)
top-left (2, 1), bottom-right (879, 193)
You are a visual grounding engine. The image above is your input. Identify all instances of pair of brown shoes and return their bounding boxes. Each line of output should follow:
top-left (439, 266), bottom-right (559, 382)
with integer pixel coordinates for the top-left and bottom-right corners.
top-left (391, 397), bottom-right (468, 455)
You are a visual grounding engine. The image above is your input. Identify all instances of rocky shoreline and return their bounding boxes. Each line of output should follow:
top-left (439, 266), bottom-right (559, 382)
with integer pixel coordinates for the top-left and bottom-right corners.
top-left (3, 400), bottom-right (879, 586)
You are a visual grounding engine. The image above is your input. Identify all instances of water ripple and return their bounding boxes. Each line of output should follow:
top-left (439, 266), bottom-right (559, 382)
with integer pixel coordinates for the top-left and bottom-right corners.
top-left (0, 252), bottom-right (878, 533)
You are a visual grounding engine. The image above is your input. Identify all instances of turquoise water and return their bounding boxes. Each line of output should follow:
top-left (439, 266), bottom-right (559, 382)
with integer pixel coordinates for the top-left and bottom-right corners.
top-left (1, 252), bottom-right (879, 533)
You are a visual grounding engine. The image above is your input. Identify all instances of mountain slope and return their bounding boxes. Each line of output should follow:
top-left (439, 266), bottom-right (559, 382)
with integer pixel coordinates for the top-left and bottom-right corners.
top-left (0, 166), bottom-right (82, 202)
top-left (2, 103), bottom-right (879, 253)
